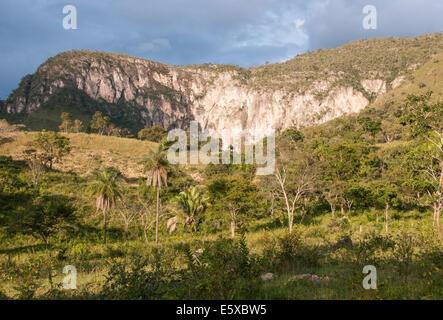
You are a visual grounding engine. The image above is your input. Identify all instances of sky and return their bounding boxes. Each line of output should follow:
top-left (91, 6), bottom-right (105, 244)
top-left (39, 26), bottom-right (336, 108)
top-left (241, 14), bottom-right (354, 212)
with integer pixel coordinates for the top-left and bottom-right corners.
top-left (0, 0), bottom-right (442, 99)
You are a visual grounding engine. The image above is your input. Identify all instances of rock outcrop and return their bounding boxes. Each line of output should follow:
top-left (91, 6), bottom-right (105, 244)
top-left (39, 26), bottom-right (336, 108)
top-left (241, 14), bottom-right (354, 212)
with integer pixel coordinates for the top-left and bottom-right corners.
top-left (4, 33), bottom-right (443, 137)
top-left (2, 52), bottom-right (375, 139)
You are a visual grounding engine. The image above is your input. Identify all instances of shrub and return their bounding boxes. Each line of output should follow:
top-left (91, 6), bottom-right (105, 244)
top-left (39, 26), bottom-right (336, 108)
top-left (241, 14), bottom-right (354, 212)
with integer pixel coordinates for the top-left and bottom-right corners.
top-left (178, 236), bottom-right (264, 299)
top-left (392, 232), bottom-right (416, 277)
top-left (327, 216), bottom-right (351, 232)
top-left (101, 250), bottom-right (171, 300)
top-left (137, 126), bottom-right (166, 142)
top-left (13, 258), bottom-right (44, 300)
top-left (263, 232), bottom-right (323, 270)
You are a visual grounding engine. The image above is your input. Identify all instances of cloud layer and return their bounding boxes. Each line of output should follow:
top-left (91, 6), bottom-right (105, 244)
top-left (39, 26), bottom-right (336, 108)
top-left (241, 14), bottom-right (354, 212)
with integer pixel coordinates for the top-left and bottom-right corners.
top-left (0, 0), bottom-right (442, 98)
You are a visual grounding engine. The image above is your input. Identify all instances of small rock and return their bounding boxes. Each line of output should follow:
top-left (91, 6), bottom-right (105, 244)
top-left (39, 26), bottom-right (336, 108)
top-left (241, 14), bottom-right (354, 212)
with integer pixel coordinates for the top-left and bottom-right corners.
top-left (292, 274), bottom-right (311, 280)
top-left (288, 274), bottom-right (331, 284)
top-left (260, 273), bottom-right (275, 281)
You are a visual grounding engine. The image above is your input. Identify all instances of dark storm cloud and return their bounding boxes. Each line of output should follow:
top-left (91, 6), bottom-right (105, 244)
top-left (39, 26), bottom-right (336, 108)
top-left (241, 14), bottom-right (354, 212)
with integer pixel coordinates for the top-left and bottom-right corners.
top-left (0, 0), bottom-right (442, 99)
top-left (0, 0), bottom-right (309, 98)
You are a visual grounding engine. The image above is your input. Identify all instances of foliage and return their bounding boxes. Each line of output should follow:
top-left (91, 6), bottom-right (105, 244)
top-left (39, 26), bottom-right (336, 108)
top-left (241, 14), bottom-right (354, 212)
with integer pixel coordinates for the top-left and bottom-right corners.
top-left (137, 126), bottom-right (166, 143)
top-left (32, 131), bottom-right (71, 169)
top-left (207, 174), bottom-right (266, 237)
top-left (179, 236), bottom-right (263, 299)
top-left (170, 187), bottom-right (207, 233)
top-left (58, 112), bottom-right (73, 133)
top-left (89, 167), bottom-right (122, 245)
top-left (101, 252), bottom-right (170, 300)
top-left (89, 111), bottom-right (111, 136)
top-left (7, 195), bottom-right (76, 252)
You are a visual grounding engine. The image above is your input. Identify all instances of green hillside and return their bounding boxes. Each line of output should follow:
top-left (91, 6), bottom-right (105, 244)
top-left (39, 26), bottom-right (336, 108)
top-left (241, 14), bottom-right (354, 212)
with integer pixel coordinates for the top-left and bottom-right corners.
top-left (0, 85), bottom-right (442, 300)
top-left (251, 33), bottom-right (443, 91)
top-left (0, 34), bottom-right (442, 301)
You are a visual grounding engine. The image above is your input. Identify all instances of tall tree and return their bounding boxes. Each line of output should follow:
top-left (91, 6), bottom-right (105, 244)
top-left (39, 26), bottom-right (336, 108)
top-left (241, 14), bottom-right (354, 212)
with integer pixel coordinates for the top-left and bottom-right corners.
top-left (73, 119), bottom-right (83, 133)
top-left (90, 111), bottom-right (111, 135)
top-left (7, 195), bottom-right (75, 287)
top-left (318, 141), bottom-right (365, 217)
top-left (274, 159), bottom-right (315, 234)
top-left (33, 131), bottom-right (71, 169)
top-left (401, 92), bottom-right (443, 236)
top-left (59, 112), bottom-right (73, 133)
top-left (8, 195), bottom-right (75, 255)
top-left (207, 175), bottom-right (263, 238)
top-left (144, 143), bottom-right (169, 244)
top-left (405, 143), bottom-right (442, 236)
top-left (117, 189), bottom-right (140, 242)
top-left (89, 167), bottom-right (122, 245)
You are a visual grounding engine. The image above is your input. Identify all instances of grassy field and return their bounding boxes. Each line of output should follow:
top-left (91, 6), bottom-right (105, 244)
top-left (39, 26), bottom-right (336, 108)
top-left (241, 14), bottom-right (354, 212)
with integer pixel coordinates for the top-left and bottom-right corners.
top-left (0, 132), bottom-right (157, 181)
top-left (0, 207), bottom-right (441, 299)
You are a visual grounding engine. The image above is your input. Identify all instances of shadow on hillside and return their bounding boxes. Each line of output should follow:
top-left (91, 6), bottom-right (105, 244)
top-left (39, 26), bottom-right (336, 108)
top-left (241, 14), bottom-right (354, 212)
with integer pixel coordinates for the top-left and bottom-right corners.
top-left (249, 213), bottom-right (324, 232)
top-left (249, 217), bottom-right (284, 232)
top-left (122, 176), bottom-right (140, 185)
top-left (0, 137), bottom-right (14, 146)
top-left (0, 244), bottom-right (46, 255)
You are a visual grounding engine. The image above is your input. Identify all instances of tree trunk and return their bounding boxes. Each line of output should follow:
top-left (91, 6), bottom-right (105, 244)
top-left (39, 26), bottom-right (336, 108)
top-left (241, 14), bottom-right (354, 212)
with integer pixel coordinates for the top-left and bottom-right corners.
top-left (288, 213), bottom-right (293, 234)
top-left (124, 224), bottom-right (128, 242)
top-left (230, 218), bottom-right (236, 238)
top-left (433, 202), bottom-right (437, 227)
top-left (155, 187), bottom-right (159, 244)
top-left (341, 202), bottom-right (345, 216)
top-left (436, 198), bottom-right (441, 237)
top-left (331, 203), bottom-right (336, 218)
top-left (103, 209), bottom-right (107, 245)
top-left (144, 228), bottom-right (148, 243)
top-left (44, 238), bottom-right (51, 256)
top-left (271, 195), bottom-right (275, 218)
top-left (385, 203), bottom-right (390, 233)
top-left (300, 205), bottom-right (306, 224)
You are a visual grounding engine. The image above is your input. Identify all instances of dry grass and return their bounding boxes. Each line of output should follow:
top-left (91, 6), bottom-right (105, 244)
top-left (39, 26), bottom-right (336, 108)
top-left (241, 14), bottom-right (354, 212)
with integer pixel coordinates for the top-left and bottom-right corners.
top-left (372, 51), bottom-right (443, 110)
top-left (0, 132), bottom-right (158, 181)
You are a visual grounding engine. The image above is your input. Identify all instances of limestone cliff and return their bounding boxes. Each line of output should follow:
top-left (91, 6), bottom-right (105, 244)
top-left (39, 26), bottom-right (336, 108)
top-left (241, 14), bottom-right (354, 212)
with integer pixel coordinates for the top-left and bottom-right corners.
top-left (3, 33), bottom-right (443, 138)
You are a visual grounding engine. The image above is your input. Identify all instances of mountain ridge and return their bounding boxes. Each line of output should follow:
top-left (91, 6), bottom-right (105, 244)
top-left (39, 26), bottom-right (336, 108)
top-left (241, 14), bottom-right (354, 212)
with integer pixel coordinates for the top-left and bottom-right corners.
top-left (1, 33), bottom-right (443, 137)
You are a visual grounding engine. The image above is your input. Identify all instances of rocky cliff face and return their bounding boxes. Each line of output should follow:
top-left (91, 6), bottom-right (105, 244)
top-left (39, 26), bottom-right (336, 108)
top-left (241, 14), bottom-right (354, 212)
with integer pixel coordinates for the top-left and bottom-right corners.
top-left (4, 33), bottom-right (443, 138)
top-left (1, 52), bottom-right (381, 140)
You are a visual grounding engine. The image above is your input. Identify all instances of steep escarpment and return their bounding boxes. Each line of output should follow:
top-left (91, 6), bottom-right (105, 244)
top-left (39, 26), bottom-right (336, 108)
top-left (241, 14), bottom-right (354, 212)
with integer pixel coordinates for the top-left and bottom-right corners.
top-left (3, 52), bottom-right (194, 132)
top-left (2, 33), bottom-right (443, 138)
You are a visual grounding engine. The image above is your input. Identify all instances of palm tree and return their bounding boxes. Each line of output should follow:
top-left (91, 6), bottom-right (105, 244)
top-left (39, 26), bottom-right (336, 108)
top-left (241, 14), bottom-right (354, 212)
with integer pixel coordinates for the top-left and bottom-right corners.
top-left (144, 143), bottom-right (169, 244)
top-left (89, 167), bottom-right (121, 245)
top-left (174, 187), bottom-right (207, 232)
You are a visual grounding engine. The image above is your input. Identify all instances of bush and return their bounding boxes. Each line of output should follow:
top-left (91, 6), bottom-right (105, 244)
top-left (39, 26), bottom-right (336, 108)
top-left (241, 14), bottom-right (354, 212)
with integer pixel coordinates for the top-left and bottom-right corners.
top-left (101, 250), bottom-right (171, 300)
top-left (12, 258), bottom-right (44, 300)
top-left (392, 232), bottom-right (416, 277)
top-left (327, 216), bottom-right (351, 232)
top-left (263, 232), bottom-right (323, 270)
top-left (178, 236), bottom-right (264, 299)
top-left (100, 238), bottom-right (264, 300)
top-left (137, 126), bottom-right (166, 142)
